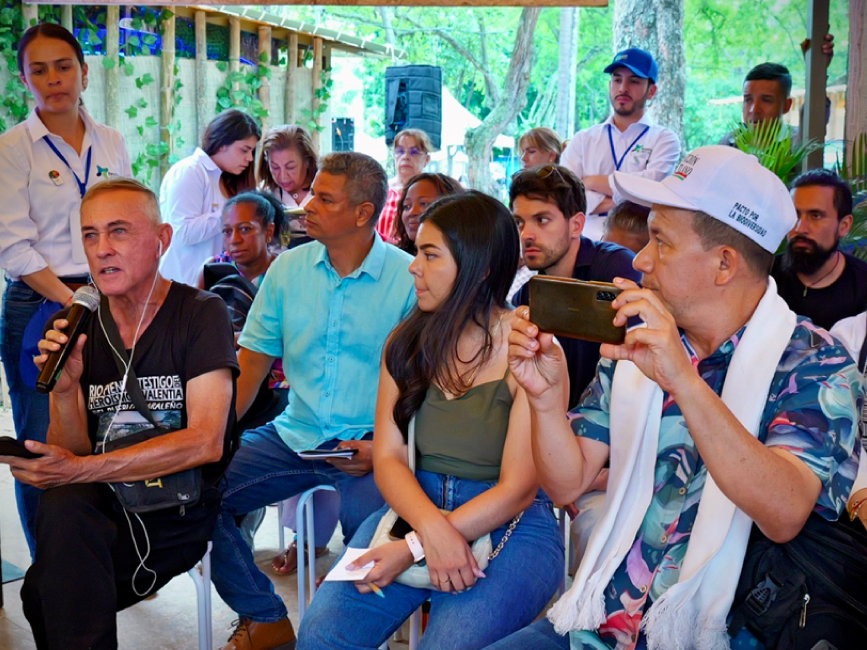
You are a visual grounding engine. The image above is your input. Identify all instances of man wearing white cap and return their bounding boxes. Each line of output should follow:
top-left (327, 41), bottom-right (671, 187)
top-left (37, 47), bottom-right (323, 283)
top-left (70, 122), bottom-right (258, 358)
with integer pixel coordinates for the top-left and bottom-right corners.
top-left (560, 47), bottom-right (680, 241)
top-left (488, 145), bottom-right (862, 650)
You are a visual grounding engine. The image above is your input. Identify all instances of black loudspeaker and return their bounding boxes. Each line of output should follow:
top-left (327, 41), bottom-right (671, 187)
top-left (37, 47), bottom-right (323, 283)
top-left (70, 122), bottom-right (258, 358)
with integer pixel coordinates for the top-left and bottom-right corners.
top-left (385, 65), bottom-right (442, 150)
top-left (332, 118), bottom-right (354, 152)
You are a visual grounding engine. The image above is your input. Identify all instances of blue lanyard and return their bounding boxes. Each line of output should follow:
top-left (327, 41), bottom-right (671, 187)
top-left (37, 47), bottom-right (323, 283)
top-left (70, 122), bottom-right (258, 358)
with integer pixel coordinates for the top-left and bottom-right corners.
top-left (43, 137), bottom-right (92, 199)
top-left (608, 124), bottom-right (650, 171)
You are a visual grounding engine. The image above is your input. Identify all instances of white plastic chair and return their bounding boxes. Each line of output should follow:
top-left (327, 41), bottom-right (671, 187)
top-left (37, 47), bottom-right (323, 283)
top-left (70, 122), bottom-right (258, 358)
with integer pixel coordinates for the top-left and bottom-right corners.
top-left (276, 500), bottom-right (286, 552)
top-left (187, 541), bottom-right (214, 650)
top-left (295, 485), bottom-right (338, 620)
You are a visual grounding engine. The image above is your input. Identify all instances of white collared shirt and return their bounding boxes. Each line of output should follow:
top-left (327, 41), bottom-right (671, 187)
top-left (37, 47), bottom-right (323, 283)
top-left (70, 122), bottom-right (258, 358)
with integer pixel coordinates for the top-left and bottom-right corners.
top-left (277, 187), bottom-right (312, 210)
top-left (561, 114), bottom-right (680, 239)
top-left (0, 107), bottom-right (130, 280)
top-left (158, 147), bottom-right (226, 285)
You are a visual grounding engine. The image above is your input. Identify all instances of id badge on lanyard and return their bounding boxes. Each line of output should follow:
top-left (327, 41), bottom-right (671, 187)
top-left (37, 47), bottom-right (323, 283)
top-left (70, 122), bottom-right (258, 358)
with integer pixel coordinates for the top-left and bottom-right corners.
top-left (44, 137), bottom-right (92, 199)
top-left (608, 124), bottom-right (650, 171)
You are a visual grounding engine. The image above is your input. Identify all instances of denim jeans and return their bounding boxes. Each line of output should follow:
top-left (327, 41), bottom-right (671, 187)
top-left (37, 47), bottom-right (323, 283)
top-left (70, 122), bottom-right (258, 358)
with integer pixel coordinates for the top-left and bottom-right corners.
top-left (0, 280), bottom-right (52, 556)
top-left (209, 423), bottom-right (384, 621)
top-left (483, 618), bottom-right (570, 650)
top-left (297, 470), bottom-right (564, 650)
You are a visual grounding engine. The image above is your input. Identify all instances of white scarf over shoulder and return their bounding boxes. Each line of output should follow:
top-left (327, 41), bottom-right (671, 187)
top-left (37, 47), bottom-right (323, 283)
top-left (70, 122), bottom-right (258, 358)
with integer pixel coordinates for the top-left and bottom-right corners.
top-left (549, 279), bottom-right (797, 650)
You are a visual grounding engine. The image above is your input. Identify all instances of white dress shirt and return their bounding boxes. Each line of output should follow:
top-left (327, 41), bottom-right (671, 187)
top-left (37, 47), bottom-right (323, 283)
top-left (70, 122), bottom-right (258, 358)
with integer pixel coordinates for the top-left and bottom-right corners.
top-left (159, 147), bottom-right (226, 285)
top-left (561, 114), bottom-right (681, 240)
top-left (277, 187), bottom-right (312, 210)
top-left (0, 108), bottom-right (131, 280)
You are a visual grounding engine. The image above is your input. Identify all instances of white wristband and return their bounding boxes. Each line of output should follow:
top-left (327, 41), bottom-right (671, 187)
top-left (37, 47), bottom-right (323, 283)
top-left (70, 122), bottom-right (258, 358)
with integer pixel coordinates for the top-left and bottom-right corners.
top-left (405, 531), bottom-right (425, 563)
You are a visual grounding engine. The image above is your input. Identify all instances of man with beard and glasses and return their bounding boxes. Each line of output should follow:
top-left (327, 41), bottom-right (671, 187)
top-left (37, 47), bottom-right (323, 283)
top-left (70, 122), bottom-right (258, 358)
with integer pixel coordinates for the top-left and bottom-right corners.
top-left (771, 169), bottom-right (867, 331)
top-left (561, 48), bottom-right (680, 241)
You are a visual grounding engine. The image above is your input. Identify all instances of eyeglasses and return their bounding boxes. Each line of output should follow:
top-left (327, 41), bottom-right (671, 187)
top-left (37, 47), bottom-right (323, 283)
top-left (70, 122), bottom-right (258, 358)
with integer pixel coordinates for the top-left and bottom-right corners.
top-left (394, 147), bottom-right (425, 158)
top-left (537, 165), bottom-right (565, 181)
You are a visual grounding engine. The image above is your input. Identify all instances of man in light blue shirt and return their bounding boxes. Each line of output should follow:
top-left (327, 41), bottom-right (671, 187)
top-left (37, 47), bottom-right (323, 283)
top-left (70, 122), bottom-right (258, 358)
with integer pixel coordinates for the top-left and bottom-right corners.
top-left (210, 152), bottom-right (416, 650)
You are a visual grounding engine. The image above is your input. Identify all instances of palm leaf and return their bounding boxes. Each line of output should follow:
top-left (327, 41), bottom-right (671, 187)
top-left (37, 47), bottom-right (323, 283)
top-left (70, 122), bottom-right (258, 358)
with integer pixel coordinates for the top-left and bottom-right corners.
top-left (727, 120), bottom-right (822, 183)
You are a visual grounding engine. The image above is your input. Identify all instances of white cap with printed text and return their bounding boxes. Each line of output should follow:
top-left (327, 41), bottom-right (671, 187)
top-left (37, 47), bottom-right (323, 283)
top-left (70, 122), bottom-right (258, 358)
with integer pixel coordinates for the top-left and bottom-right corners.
top-left (611, 145), bottom-right (797, 253)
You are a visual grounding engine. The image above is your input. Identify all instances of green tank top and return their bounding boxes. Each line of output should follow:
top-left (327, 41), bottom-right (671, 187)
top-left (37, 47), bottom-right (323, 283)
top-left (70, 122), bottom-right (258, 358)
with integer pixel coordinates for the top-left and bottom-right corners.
top-left (415, 368), bottom-right (513, 482)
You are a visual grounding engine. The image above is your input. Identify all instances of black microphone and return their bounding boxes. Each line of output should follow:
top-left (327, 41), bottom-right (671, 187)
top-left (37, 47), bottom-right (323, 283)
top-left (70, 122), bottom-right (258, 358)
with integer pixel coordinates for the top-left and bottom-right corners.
top-left (36, 286), bottom-right (100, 394)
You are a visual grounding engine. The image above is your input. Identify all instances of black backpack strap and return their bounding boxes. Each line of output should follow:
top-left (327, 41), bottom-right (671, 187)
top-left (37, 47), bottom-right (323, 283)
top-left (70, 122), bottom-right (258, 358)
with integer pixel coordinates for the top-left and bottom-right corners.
top-left (98, 295), bottom-right (159, 429)
top-left (203, 262), bottom-right (241, 291)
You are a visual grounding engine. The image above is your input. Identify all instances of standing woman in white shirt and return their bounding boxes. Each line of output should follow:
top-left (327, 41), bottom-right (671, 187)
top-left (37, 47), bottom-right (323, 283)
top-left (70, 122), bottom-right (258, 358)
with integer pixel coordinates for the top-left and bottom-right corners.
top-left (0, 23), bottom-right (131, 556)
top-left (159, 109), bottom-right (260, 285)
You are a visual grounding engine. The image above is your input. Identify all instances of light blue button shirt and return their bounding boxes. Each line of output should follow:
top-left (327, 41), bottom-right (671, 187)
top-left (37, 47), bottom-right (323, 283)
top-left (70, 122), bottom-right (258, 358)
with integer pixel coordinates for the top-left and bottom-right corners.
top-left (239, 235), bottom-right (416, 451)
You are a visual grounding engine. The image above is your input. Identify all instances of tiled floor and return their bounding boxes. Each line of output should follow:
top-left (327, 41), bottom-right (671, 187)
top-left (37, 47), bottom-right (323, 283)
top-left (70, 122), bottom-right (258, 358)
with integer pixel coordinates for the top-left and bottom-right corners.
top-left (0, 405), bottom-right (375, 650)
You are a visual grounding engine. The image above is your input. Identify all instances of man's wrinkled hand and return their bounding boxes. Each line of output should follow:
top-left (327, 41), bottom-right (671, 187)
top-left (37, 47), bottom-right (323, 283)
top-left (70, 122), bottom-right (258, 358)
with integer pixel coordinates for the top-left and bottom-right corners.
top-left (600, 278), bottom-right (696, 396)
top-left (34, 318), bottom-right (86, 395)
top-left (0, 441), bottom-right (84, 489)
top-left (508, 306), bottom-right (567, 404)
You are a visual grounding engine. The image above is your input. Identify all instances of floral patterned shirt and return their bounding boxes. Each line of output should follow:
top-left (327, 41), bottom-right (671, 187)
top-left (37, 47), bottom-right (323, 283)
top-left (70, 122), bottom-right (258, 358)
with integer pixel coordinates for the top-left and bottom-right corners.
top-left (567, 319), bottom-right (863, 650)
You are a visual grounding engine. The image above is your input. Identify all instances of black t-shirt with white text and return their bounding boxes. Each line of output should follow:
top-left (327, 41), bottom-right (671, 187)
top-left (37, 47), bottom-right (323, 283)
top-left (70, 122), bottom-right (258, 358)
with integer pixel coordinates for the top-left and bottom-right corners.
top-left (80, 283), bottom-right (239, 487)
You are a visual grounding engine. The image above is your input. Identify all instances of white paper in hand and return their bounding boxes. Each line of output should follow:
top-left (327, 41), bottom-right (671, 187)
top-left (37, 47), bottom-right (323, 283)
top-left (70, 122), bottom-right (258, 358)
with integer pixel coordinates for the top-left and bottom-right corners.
top-left (324, 547), bottom-right (374, 582)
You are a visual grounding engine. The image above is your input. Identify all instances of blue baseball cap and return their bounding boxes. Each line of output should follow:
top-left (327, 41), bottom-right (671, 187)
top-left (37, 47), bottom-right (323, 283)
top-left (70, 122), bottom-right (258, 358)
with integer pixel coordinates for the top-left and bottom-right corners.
top-left (603, 48), bottom-right (658, 83)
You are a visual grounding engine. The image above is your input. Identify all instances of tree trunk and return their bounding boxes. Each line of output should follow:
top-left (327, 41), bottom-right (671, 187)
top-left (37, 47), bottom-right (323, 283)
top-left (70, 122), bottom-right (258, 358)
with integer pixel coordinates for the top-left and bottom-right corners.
top-left (465, 7), bottom-right (540, 193)
top-left (475, 12), bottom-right (499, 110)
top-left (568, 9), bottom-right (580, 137)
top-left (613, 0), bottom-right (685, 148)
top-left (378, 7), bottom-right (396, 48)
top-left (846, 0), bottom-right (866, 170)
top-left (555, 7), bottom-right (575, 137)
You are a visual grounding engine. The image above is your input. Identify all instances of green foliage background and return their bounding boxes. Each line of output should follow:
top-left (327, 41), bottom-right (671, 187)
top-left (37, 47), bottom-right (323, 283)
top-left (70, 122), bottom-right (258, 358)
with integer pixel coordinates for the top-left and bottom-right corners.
top-left (0, 2), bottom-right (853, 150)
top-left (273, 1), bottom-right (851, 149)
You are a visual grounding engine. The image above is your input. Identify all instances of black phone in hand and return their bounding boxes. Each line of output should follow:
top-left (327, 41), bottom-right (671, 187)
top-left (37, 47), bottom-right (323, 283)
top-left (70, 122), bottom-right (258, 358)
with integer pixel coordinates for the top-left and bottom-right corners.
top-left (0, 436), bottom-right (42, 459)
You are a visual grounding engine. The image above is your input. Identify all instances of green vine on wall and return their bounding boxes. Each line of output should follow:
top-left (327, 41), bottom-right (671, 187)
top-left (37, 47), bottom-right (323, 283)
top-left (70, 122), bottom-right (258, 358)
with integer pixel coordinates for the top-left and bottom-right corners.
top-left (301, 70), bottom-right (332, 134)
top-left (0, 3), bottom-right (30, 133)
top-left (116, 8), bottom-right (177, 183)
top-left (214, 51), bottom-right (270, 122)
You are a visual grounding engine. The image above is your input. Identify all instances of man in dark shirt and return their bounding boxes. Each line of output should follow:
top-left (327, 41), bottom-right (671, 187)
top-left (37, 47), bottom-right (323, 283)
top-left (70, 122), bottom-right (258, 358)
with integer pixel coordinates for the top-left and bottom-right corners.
top-left (771, 169), bottom-right (867, 330)
top-left (0, 178), bottom-right (238, 650)
top-left (511, 165), bottom-right (641, 409)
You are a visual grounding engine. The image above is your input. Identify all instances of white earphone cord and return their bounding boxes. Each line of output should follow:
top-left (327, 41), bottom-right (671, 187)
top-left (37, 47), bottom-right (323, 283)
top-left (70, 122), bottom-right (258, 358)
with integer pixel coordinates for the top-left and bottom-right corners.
top-left (96, 259), bottom-right (163, 597)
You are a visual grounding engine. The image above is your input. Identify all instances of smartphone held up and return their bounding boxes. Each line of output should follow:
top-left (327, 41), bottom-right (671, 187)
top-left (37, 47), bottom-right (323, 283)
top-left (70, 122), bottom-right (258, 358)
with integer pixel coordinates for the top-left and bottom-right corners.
top-left (528, 277), bottom-right (626, 345)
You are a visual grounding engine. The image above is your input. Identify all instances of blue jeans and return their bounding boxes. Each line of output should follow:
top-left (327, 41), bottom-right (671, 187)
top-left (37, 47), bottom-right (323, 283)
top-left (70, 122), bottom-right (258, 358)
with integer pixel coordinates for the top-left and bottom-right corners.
top-left (298, 470), bottom-right (564, 650)
top-left (483, 618), bottom-right (569, 650)
top-left (210, 423), bottom-right (384, 621)
top-left (0, 280), bottom-right (52, 557)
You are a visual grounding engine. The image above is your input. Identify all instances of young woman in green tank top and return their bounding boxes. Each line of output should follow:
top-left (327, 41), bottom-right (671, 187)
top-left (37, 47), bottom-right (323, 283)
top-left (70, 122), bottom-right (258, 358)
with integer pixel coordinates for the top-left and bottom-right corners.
top-left (299, 192), bottom-right (565, 649)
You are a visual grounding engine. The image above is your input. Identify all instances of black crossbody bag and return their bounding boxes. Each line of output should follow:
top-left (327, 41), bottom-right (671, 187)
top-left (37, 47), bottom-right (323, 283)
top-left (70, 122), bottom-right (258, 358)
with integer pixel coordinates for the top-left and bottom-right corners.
top-left (99, 296), bottom-right (201, 514)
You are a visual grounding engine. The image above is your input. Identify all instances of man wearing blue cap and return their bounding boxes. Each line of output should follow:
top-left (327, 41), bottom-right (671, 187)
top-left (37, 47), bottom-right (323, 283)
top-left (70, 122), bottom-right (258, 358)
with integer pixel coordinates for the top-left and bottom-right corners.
top-left (561, 47), bottom-right (680, 241)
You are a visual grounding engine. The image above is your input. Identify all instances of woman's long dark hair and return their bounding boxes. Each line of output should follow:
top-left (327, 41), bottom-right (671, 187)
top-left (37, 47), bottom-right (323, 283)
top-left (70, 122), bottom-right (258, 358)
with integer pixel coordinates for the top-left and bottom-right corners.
top-left (395, 173), bottom-right (465, 255)
top-left (385, 191), bottom-right (519, 439)
top-left (202, 110), bottom-right (262, 198)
